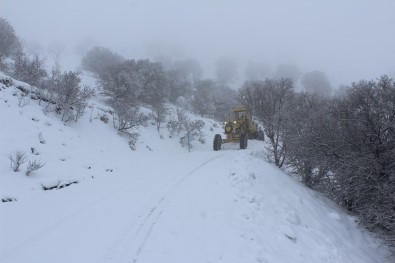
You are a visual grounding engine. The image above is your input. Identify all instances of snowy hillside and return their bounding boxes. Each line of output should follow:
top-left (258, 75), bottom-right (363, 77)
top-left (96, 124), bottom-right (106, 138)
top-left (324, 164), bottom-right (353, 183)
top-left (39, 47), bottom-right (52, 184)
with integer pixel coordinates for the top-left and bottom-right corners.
top-left (0, 73), bottom-right (392, 263)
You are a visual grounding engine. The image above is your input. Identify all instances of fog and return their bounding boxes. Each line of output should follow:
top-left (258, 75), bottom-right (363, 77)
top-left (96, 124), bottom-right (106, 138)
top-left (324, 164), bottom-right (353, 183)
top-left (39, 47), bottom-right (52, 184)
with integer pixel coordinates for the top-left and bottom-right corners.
top-left (2, 0), bottom-right (395, 87)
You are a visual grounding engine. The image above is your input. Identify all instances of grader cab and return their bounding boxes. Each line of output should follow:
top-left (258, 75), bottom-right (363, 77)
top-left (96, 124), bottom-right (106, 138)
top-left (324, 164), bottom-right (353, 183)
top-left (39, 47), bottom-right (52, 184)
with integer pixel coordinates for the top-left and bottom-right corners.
top-left (213, 106), bottom-right (263, 151)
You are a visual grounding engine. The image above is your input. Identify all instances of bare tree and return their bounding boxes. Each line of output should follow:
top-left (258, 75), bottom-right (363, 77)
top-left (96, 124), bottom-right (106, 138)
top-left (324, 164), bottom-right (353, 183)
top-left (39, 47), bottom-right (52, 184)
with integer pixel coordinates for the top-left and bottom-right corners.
top-left (238, 78), bottom-right (294, 167)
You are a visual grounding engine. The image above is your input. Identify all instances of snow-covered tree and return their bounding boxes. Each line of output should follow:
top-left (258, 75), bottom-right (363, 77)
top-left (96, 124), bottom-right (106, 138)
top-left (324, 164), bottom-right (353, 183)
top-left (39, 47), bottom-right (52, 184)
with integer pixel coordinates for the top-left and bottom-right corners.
top-left (317, 76), bottom-right (395, 236)
top-left (238, 78), bottom-right (294, 167)
top-left (166, 68), bottom-right (193, 104)
top-left (150, 102), bottom-right (169, 132)
top-left (100, 60), bottom-right (140, 106)
top-left (192, 79), bottom-right (216, 117)
top-left (112, 101), bottom-right (147, 133)
top-left (135, 59), bottom-right (167, 105)
top-left (283, 75), bottom-right (395, 246)
top-left (283, 92), bottom-right (331, 188)
top-left (0, 18), bottom-right (21, 62)
top-left (11, 50), bottom-right (47, 86)
top-left (100, 59), bottom-right (167, 107)
top-left (54, 71), bottom-right (94, 122)
top-left (166, 108), bottom-right (205, 143)
top-left (81, 46), bottom-right (123, 77)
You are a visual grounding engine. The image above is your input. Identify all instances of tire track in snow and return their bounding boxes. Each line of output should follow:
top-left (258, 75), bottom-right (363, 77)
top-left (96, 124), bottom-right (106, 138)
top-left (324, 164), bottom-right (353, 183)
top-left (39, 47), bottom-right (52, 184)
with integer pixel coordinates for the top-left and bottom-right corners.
top-left (131, 153), bottom-right (230, 263)
top-left (0, 172), bottom-right (153, 263)
top-left (101, 153), bottom-right (229, 263)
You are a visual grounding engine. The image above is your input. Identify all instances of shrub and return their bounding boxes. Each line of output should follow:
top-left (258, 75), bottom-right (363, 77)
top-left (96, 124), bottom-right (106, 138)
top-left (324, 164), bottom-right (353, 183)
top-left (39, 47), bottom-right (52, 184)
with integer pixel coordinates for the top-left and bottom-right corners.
top-left (41, 70), bottom-right (95, 122)
top-left (9, 150), bottom-right (27, 172)
top-left (25, 159), bottom-right (45, 176)
top-left (11, 51), bottom-right (47, 86)
top-left (167, 108), bottom-right (205, 143)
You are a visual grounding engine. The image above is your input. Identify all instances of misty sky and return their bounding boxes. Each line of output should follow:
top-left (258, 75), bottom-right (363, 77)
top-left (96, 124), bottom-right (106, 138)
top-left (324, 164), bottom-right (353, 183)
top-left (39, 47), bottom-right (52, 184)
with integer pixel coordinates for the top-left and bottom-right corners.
top-left (1, 0), bottom-right (395, 86)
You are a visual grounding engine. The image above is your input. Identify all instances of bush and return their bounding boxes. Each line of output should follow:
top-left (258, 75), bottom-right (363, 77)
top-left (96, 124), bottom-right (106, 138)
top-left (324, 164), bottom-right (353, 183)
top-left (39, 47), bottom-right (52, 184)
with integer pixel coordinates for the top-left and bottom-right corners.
top-left (26, 159), bottom-right (45, 176)
top-left (112, 101), bottom-right (148, 133)
top-left (41, 69), bottom-right (94, 122)
top-left (127, 132), bottom-right (140, 151)
top-left (99, 60), bottom-right (140, 105)
top-left (9, 150), bottom-right (27, 172)
top-left (167, 108), bottom-right (205, 143)
top-left (110, 100), bottom-right (148, 150)
top-left (11, 51), bottom-right (47, 86)
top-left (167, 108), bottom-right (189, 136)
top-left (55, 71), bottom-right (95, 122)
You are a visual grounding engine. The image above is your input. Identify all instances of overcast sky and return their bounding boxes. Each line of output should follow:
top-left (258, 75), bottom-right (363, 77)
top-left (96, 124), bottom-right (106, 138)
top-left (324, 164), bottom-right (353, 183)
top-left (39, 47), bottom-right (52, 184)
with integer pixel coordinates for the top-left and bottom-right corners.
top-left (1, 0), bottom-right (395, 86)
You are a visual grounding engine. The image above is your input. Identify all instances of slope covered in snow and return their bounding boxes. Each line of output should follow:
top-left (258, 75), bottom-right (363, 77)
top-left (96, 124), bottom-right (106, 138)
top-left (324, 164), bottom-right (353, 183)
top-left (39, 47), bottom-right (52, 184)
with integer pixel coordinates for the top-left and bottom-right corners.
top-left (0, 73), bottom-right (392, 263)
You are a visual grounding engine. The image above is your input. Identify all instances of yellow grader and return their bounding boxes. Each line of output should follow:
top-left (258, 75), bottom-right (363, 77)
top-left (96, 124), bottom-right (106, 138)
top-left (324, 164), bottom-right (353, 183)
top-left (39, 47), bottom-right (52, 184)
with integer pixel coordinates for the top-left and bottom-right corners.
top-left (213, 106), bottom-right (263, 151)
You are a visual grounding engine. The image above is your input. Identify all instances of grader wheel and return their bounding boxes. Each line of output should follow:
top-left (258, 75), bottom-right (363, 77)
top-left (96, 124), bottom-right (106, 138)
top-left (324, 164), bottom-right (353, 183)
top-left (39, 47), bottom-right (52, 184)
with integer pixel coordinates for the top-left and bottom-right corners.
top-left (213, 134), bottom-right (222, 151)
top-left (240, 133), bottom-right (248, 149)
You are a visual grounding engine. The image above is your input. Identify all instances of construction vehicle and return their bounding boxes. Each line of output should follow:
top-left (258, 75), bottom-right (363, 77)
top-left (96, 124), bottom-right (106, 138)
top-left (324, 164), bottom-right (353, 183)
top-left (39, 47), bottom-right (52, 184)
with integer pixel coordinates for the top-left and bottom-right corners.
top-left (213, 106), bottom-right (263, 151)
